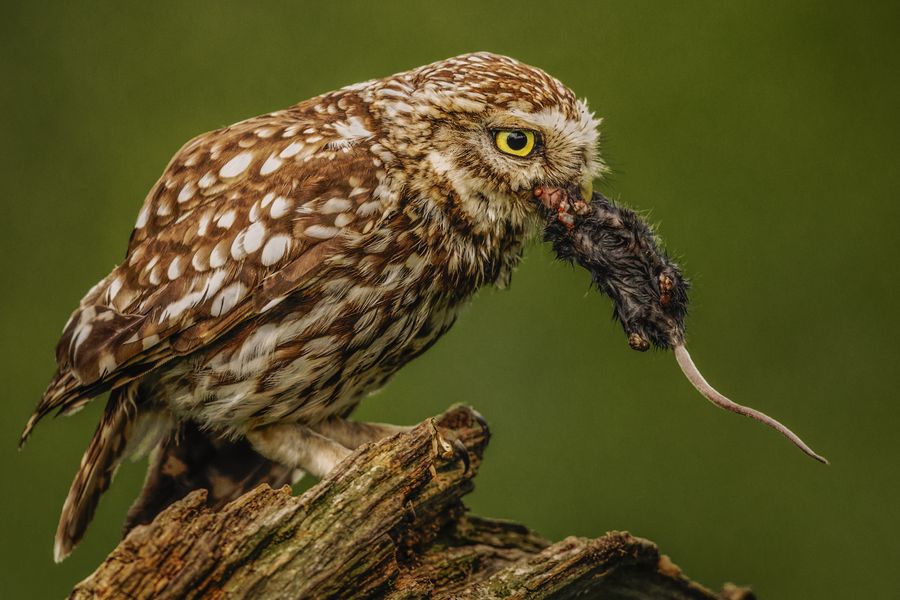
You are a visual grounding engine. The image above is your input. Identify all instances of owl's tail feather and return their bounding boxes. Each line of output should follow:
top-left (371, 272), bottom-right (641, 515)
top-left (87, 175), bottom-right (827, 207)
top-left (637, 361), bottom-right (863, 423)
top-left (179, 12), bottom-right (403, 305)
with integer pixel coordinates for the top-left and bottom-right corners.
top-left (54, 385), bottom-right (138, 562)
top-left (54, 393), bottom-right (295, 562)
top-left (123, 420), bottom-right (298, 536)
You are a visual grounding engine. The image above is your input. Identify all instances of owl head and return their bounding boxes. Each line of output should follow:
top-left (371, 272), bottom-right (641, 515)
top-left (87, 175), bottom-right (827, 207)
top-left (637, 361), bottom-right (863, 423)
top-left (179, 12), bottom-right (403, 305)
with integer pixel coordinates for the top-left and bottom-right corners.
top-left (366, 53), bottom-right (602, 232)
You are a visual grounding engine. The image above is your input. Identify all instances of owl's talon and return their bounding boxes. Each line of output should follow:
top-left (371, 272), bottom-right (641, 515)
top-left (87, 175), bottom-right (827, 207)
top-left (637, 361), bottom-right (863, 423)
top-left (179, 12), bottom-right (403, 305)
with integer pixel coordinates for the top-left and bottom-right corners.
top-left (451, 438), bottom-right (471, 474)
top-left (470, 408), bottom-right (489, 437)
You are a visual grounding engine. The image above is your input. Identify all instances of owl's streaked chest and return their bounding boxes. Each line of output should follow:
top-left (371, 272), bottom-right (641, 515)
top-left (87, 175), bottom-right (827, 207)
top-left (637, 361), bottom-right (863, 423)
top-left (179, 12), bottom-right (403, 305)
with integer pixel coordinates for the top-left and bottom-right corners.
top-left (158, 206), bottom-right (530, 433)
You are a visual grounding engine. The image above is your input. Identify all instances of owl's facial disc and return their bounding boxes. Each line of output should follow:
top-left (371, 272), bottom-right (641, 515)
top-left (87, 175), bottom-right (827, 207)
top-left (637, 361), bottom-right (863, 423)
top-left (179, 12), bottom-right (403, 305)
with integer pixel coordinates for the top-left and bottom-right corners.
top-left (489, 127), bottom-right (592, 204)
top-left (471, 119), bottom-right (593, 210)
top-left (488, 104), bottom-right (601, 209)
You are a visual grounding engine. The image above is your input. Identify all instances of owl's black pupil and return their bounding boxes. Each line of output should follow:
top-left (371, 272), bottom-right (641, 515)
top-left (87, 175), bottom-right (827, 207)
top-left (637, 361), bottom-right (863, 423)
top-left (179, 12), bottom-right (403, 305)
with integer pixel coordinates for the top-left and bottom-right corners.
top-left (506, 131), bottom-right (528, 151)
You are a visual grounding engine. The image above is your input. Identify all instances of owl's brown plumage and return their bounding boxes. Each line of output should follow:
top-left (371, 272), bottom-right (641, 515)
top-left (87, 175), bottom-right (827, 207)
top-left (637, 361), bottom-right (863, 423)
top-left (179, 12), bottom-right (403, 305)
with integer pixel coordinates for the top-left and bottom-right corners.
top-left (22, 52), bottom-right (602, 561)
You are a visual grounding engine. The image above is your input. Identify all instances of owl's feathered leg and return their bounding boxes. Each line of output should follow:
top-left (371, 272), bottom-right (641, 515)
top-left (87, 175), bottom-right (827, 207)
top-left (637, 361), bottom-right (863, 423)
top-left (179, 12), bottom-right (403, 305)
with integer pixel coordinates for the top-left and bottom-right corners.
top-left (123, 420), bottom-right (296, 536)
top-left (310, 418), bottom-right (412, 449)
top-left (316, 417), bottom-right (472, 473)
top-left (246, 424), bottom-right (352, 479)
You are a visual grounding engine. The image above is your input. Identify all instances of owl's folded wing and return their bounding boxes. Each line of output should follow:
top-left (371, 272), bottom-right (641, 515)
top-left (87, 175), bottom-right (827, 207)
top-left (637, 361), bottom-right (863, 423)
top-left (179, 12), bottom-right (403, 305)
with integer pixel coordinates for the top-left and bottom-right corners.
top-left (22, 103), bottom-right (392, 443)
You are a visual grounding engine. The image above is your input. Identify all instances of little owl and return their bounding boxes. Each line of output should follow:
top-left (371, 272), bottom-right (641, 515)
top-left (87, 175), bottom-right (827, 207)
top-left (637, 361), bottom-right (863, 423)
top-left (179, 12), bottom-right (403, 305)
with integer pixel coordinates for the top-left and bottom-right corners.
top-left (22, 53), bottom-right (602, 561)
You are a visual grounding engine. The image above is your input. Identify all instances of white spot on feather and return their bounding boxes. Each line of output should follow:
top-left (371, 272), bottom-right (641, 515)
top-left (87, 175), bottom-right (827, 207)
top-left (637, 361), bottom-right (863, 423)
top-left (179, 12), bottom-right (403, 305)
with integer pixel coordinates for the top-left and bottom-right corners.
top-left (197, 212), bottom-right (212, 236)
top-left (177, 182), bottom-right (196, 203)
top-left (217, 210), bottom-right (236, 229)
top-left (243, 222), bottom-right (267, 253)
top-left (160, 291), bottom-right (204, 322)
top-left (211, 282), bottom-right (247, 316)
top-left (259, 296), bottom-right (286, 313)
top-left (231, 230), bottom-right (247, 260)
top-left (334, 116), bottom-right (372, 141)
top-left (322, 197), bottom-right (352, 214)
top-left (167, 256), bottom-right (184, 280)
top-left (270, 197), bottom-right (292, 218)
top-left (303, 224), bottom-right (339, 239)
top-left (249, 201), bottom-right (262, 223)
top-left (210, 240), bottom-right (229, 268)
top-left (135, 206), bottom-right (149, 229)
top-left (143, 255), bottom-right (160, 273)
top-left (261, 235), bottom-right (291, 266)
top-left (357, 201), bottom-right (383, 217)
top-left (192, 248), bottom-right (210, 272)
top-left (198, 171), bottom-right (217, 189)
top-left (279, 142), bottom-right (303, 159)
top-left (334, 212), bottom-right (355, 227)
top-left (107, 277), bottom-right (123, 301)
top-left (203, 269), bottom-right (229, 298)
top-left (219, 152), bottom-right (253, 178)
top-left (260, 154), bottom-right (283, 175)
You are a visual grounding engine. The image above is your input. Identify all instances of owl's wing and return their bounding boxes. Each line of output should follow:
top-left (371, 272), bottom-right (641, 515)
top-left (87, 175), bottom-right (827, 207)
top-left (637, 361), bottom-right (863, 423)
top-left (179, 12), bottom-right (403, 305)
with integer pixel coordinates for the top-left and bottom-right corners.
top-left (23, 103), bottom-right (392, 442)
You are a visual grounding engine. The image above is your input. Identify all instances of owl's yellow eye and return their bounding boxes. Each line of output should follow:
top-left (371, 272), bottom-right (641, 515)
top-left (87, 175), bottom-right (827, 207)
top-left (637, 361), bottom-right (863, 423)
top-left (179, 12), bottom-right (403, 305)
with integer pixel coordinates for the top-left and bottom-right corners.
top-left (494, 130), bottom-right (537, 157)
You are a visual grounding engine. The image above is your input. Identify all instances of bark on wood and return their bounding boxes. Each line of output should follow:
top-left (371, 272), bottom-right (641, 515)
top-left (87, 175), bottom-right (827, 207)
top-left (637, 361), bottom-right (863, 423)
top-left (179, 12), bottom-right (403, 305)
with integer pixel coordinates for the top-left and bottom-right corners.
top-left (70, 405), bottom-right (755, 599)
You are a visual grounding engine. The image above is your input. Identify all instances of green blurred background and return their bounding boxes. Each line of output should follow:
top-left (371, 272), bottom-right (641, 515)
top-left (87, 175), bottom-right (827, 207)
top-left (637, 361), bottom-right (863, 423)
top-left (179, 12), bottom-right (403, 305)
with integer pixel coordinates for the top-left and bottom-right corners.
top-left (2, 1), bottom-right (898, 597)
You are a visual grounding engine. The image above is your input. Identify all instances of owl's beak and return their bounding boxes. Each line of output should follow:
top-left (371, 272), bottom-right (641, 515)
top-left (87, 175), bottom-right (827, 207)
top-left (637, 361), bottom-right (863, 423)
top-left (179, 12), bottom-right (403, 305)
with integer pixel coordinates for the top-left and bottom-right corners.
top-left (579, 180), bottom-right (593, 204)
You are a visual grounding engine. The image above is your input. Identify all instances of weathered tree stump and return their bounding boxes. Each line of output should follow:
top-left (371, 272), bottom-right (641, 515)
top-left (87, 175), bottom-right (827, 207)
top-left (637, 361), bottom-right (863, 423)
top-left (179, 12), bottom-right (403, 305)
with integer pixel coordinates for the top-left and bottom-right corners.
top-left (70, 406), bottom-right (754, 599)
